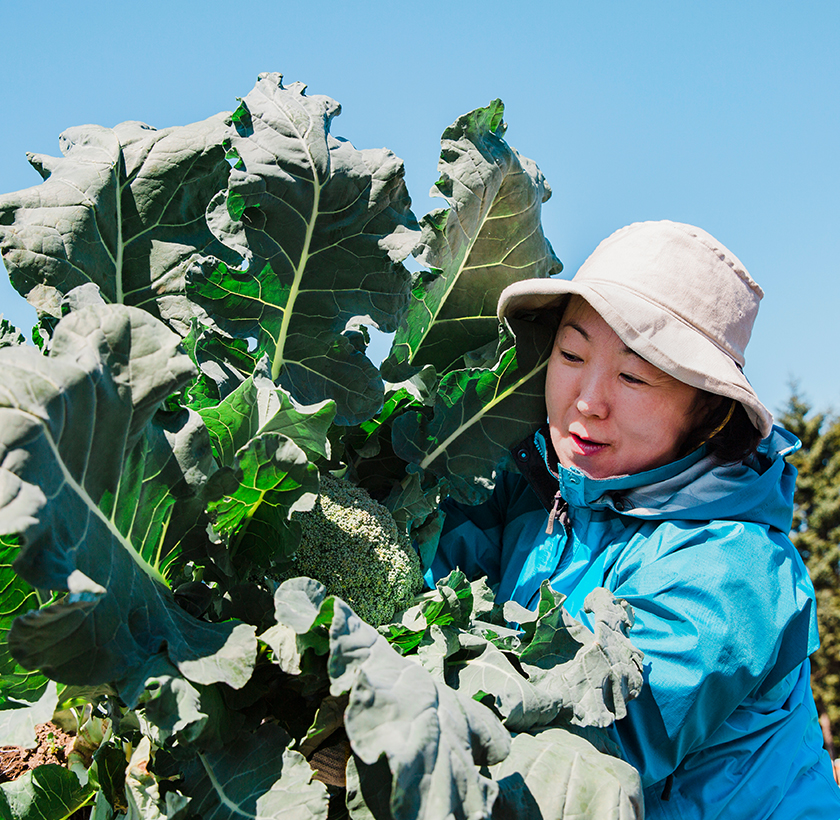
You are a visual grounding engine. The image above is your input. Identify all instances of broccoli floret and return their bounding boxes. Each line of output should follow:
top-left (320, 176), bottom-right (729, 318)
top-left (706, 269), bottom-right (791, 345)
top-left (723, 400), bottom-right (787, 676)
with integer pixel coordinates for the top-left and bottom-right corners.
top-left (286, 474), bottom-right (424, 626)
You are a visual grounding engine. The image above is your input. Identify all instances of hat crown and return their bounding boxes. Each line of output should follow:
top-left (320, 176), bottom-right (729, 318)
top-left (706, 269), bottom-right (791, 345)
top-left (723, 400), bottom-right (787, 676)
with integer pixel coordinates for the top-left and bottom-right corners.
top-left (495, 219), bottom-right (774, 437)
top-left (576, 221), bottom-right (762, 367)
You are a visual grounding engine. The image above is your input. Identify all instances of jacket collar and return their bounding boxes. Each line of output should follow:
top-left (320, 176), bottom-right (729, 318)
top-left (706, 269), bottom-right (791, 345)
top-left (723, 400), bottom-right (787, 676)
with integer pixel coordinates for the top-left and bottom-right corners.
top-left (513, 424), bottom-right (707, 511)
top-left (512, 424), bottom-right (799, 530)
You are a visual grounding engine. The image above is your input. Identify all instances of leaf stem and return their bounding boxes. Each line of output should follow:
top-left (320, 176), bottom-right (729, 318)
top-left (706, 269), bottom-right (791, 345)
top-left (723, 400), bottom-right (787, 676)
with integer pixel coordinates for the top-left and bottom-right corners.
top-left (419, 356), bottom-right (548, 471)
top-left (115, 165), bottom-right (124, 304)
top-left (44, 425), bottom-right (169, 588)
top-left (199, 753), bottom-right (253, 818)
top-left (271, 134), bottom-right (322, 381)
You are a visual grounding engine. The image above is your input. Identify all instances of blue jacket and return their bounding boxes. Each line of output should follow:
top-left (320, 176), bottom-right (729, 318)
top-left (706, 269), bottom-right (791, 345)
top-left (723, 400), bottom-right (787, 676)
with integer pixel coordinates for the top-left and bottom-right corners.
top-left (429, 425), bottom-right (840, 819)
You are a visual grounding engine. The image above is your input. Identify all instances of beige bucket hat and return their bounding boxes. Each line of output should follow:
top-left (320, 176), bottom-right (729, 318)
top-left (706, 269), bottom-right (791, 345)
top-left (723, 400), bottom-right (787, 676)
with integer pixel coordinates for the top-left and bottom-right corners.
top-left (497, 220), bottom-right (773, 438)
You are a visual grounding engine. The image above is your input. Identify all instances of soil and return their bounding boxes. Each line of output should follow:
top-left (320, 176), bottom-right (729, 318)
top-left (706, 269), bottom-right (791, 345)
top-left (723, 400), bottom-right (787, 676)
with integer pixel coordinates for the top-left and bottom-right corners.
top-left (0, 722), bottom-right (76, 783)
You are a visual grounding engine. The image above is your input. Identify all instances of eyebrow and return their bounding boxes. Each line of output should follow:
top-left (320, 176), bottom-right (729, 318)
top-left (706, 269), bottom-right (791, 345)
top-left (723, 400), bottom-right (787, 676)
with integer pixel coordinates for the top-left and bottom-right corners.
top-left (562, 321), bottom-right (646, 361)
top-left (564, 321), bottom-right (590, 341)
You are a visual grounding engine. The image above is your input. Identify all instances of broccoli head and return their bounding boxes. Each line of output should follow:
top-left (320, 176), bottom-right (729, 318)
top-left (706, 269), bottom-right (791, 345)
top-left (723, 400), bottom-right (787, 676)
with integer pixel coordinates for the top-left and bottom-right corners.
top-left (286, 474), bottom-right (424, 626)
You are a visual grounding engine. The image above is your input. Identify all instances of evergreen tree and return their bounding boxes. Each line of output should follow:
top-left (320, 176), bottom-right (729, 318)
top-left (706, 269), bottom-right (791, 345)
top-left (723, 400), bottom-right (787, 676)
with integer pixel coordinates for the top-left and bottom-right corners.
top-left (779, 390), bottom-right (840, 752)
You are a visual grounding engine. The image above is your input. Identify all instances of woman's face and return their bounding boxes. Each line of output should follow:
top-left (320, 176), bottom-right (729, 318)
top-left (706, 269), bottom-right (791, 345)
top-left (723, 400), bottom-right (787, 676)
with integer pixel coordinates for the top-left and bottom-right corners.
top-left (545, 296), bottom-right (702, 479)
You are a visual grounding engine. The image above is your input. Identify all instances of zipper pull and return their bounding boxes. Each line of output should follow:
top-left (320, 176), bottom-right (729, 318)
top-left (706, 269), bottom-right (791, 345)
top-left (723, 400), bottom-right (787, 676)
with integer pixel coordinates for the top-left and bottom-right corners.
top-left (546, 491), bottom-right (568, 535)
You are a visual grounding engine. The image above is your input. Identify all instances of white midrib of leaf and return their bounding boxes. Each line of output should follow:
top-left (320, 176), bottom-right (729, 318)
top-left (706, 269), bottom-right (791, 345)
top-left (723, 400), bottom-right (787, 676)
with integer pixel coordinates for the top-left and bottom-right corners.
top-left (115, 169), bottom-right (125, 303)
top-left (44, 423), bottom-right (168, 588)
top-left (419, 356), bottom-right (548, 471)
top-left (271, 129), bottom-right (322, 382)
top-left (94, 164), bottom-right (126, 304)
top-left (410, 183), bottom-right (498, 366)
top-left (198, 753), bottom-right (260, 819)
top-left (150, 506), bottom-right (174, 576)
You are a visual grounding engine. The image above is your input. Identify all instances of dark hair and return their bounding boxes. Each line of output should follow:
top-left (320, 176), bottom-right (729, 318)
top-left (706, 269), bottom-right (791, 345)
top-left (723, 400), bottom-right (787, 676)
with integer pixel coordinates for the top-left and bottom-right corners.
top-left (680, 395), bottom-right (762, 464)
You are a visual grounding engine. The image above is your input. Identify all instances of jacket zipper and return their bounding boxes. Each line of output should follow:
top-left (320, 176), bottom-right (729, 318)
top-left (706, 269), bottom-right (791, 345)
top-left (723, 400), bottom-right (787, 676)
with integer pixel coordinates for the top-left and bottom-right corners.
top-left (545, 490), bottom-right (571, 536)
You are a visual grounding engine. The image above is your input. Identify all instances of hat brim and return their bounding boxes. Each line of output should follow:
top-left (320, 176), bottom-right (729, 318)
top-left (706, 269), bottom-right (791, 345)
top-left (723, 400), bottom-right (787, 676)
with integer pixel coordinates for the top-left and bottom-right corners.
top-left (498, 278), bottom-right (773, 439)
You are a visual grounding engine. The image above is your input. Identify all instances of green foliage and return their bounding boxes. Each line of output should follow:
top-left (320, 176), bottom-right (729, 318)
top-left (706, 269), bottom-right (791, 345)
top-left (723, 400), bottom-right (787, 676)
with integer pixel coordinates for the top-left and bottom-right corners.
top-left (0, 536), bottom-right (48, 705)
top-left (0, 317), bottom-right (25, 348)
top-left (277, 574), bottom-right (643, 819)
top-left (489, 728), bottom-right (643, 819)
top-left (190, 73), bottom-right (418, 426)
top-left (179, 725), bottom-right (329, 820)
top-left (285, 475), bottom-right (424, 626)
top-left (0, 71), bottom-right (644, 819)
top-left (779, 390), bottom-right (840, 749)
top-left (0, 764), bottom-right (94, 820)
top-left (0, 305), bottom-right (256, 695)
top-left (382, 98), bottom-right (562, 378)
top-left (392, 320), bottom-right (557, 506)
top-left (0, 115), bottom-right (239, 329)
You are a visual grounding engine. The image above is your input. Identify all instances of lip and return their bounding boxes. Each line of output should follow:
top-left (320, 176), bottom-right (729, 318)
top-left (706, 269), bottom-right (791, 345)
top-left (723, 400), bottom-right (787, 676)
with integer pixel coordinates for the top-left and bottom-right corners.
top-left (569, 432), bottom-right (609, 457)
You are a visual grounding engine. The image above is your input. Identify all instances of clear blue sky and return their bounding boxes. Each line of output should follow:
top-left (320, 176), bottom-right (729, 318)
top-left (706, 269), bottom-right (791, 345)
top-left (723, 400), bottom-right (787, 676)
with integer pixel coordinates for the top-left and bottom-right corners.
top-left (1, 0), bottom-right (837, 418)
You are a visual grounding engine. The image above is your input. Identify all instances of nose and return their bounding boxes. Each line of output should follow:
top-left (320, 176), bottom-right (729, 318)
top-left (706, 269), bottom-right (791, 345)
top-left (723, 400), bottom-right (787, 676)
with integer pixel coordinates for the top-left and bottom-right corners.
top-left (576, 377), bottom-right (609, 418)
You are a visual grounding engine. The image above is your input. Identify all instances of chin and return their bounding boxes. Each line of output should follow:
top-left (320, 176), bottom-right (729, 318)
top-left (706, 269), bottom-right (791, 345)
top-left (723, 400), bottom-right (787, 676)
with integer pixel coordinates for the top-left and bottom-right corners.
top-left (558, 452), bottom-right (604, 478)
top-left (560, 449), bottom-right (634, 480)
top-left (572, 461), bottom-right (614, 480)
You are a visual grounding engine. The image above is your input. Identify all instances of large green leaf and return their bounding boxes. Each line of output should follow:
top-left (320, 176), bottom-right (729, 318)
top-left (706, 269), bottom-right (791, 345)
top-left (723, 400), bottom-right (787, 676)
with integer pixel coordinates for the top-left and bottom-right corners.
top-left (0, 682), bottom-right (57, 749)
top-left (0, 764), bottom-right (94, 820)
top-left (141, 668), bottom-right (258, 755)
top-left (515, 587), bottom-right (645, 728)
top-left (391, 319), bottom-right (554, 505)
top-left (189, 72), bottom-right (419, 425)
top-left (180, 322), bottom-right (259, 410)
top-left (140, 673), bottom-right (213, 747)
top-left (449, 641), bottom-right (562, 733)
top-left (0, 536), bottom-right (48, 703)
top-left (345, 754), bottom-right (393, 820)
top-left (182, 723), bottom-right (329, 820)
top-left (329, 598), bottom-right (509, 820)
top-left (450, 586), bottom-right (643, 732)
top-left (0, 115), bottom-right (238, 330)
top-left (108, 402), bottom-right (225, 578)
top-left (489, 728), bottom-right (642, 820)
top-left (208, 432), bottom-right (320, 571)
top-left (198, 358), bottom-right (335, 467)
top-left (380, 575), bottom-right (644, 818)
top-left (269, 579), bottom-right (511, 820)
top-left (0, 304), bottom-right (256, 692)
top-left (383, 100), bottom-right (561, 378)
top-left (264, 578), bottom-right (334, 697)
top-left (397, 578), bottom-right (643, 736)
top-left (199, 371), bottom-right (331, 574)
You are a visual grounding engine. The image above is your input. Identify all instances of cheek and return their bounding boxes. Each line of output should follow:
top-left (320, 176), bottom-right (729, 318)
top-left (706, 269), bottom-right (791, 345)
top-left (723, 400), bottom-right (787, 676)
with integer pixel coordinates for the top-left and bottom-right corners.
top-left (638, 393), bottom-right (697, 450)
top-left (544, 359), bottom-right (571, 420)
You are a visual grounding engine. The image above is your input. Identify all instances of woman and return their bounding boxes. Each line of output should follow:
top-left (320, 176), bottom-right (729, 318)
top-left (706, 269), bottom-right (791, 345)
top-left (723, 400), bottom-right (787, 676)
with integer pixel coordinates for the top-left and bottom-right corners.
top-left (428, 221), bottom-right (840, 818)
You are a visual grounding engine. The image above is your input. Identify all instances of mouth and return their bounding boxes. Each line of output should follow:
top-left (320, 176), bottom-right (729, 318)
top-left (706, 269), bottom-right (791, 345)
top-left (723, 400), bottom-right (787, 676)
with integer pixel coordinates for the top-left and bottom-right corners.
top-left (569, 432), bottom-right (609, 457)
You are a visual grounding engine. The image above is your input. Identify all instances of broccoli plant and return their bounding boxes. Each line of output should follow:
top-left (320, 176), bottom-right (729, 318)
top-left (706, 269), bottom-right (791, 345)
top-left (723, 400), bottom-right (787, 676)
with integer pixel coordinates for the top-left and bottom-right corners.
top-left (0, 72), bottom-right (645, 819)
top-left (285, 475), bottom-right (424, 626)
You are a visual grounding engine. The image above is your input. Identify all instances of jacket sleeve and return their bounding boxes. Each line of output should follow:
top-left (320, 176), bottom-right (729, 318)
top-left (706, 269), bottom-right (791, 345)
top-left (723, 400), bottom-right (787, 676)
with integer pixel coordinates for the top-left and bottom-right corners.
top-left (604, 518), bottom-right (819, 787)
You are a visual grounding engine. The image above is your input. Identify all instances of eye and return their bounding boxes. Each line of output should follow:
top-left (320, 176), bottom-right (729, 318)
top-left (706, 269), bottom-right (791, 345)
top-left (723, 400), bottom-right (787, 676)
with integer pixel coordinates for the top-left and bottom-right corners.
top-left (560, 350), bottom-right (582, 363)
top-left (620, 372), bottom-right (647, 386)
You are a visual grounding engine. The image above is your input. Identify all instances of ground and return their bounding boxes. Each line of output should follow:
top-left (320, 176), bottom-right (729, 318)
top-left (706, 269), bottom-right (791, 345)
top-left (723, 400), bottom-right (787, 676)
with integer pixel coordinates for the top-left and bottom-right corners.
top-left (0, 722), bottom-right (75, 782)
